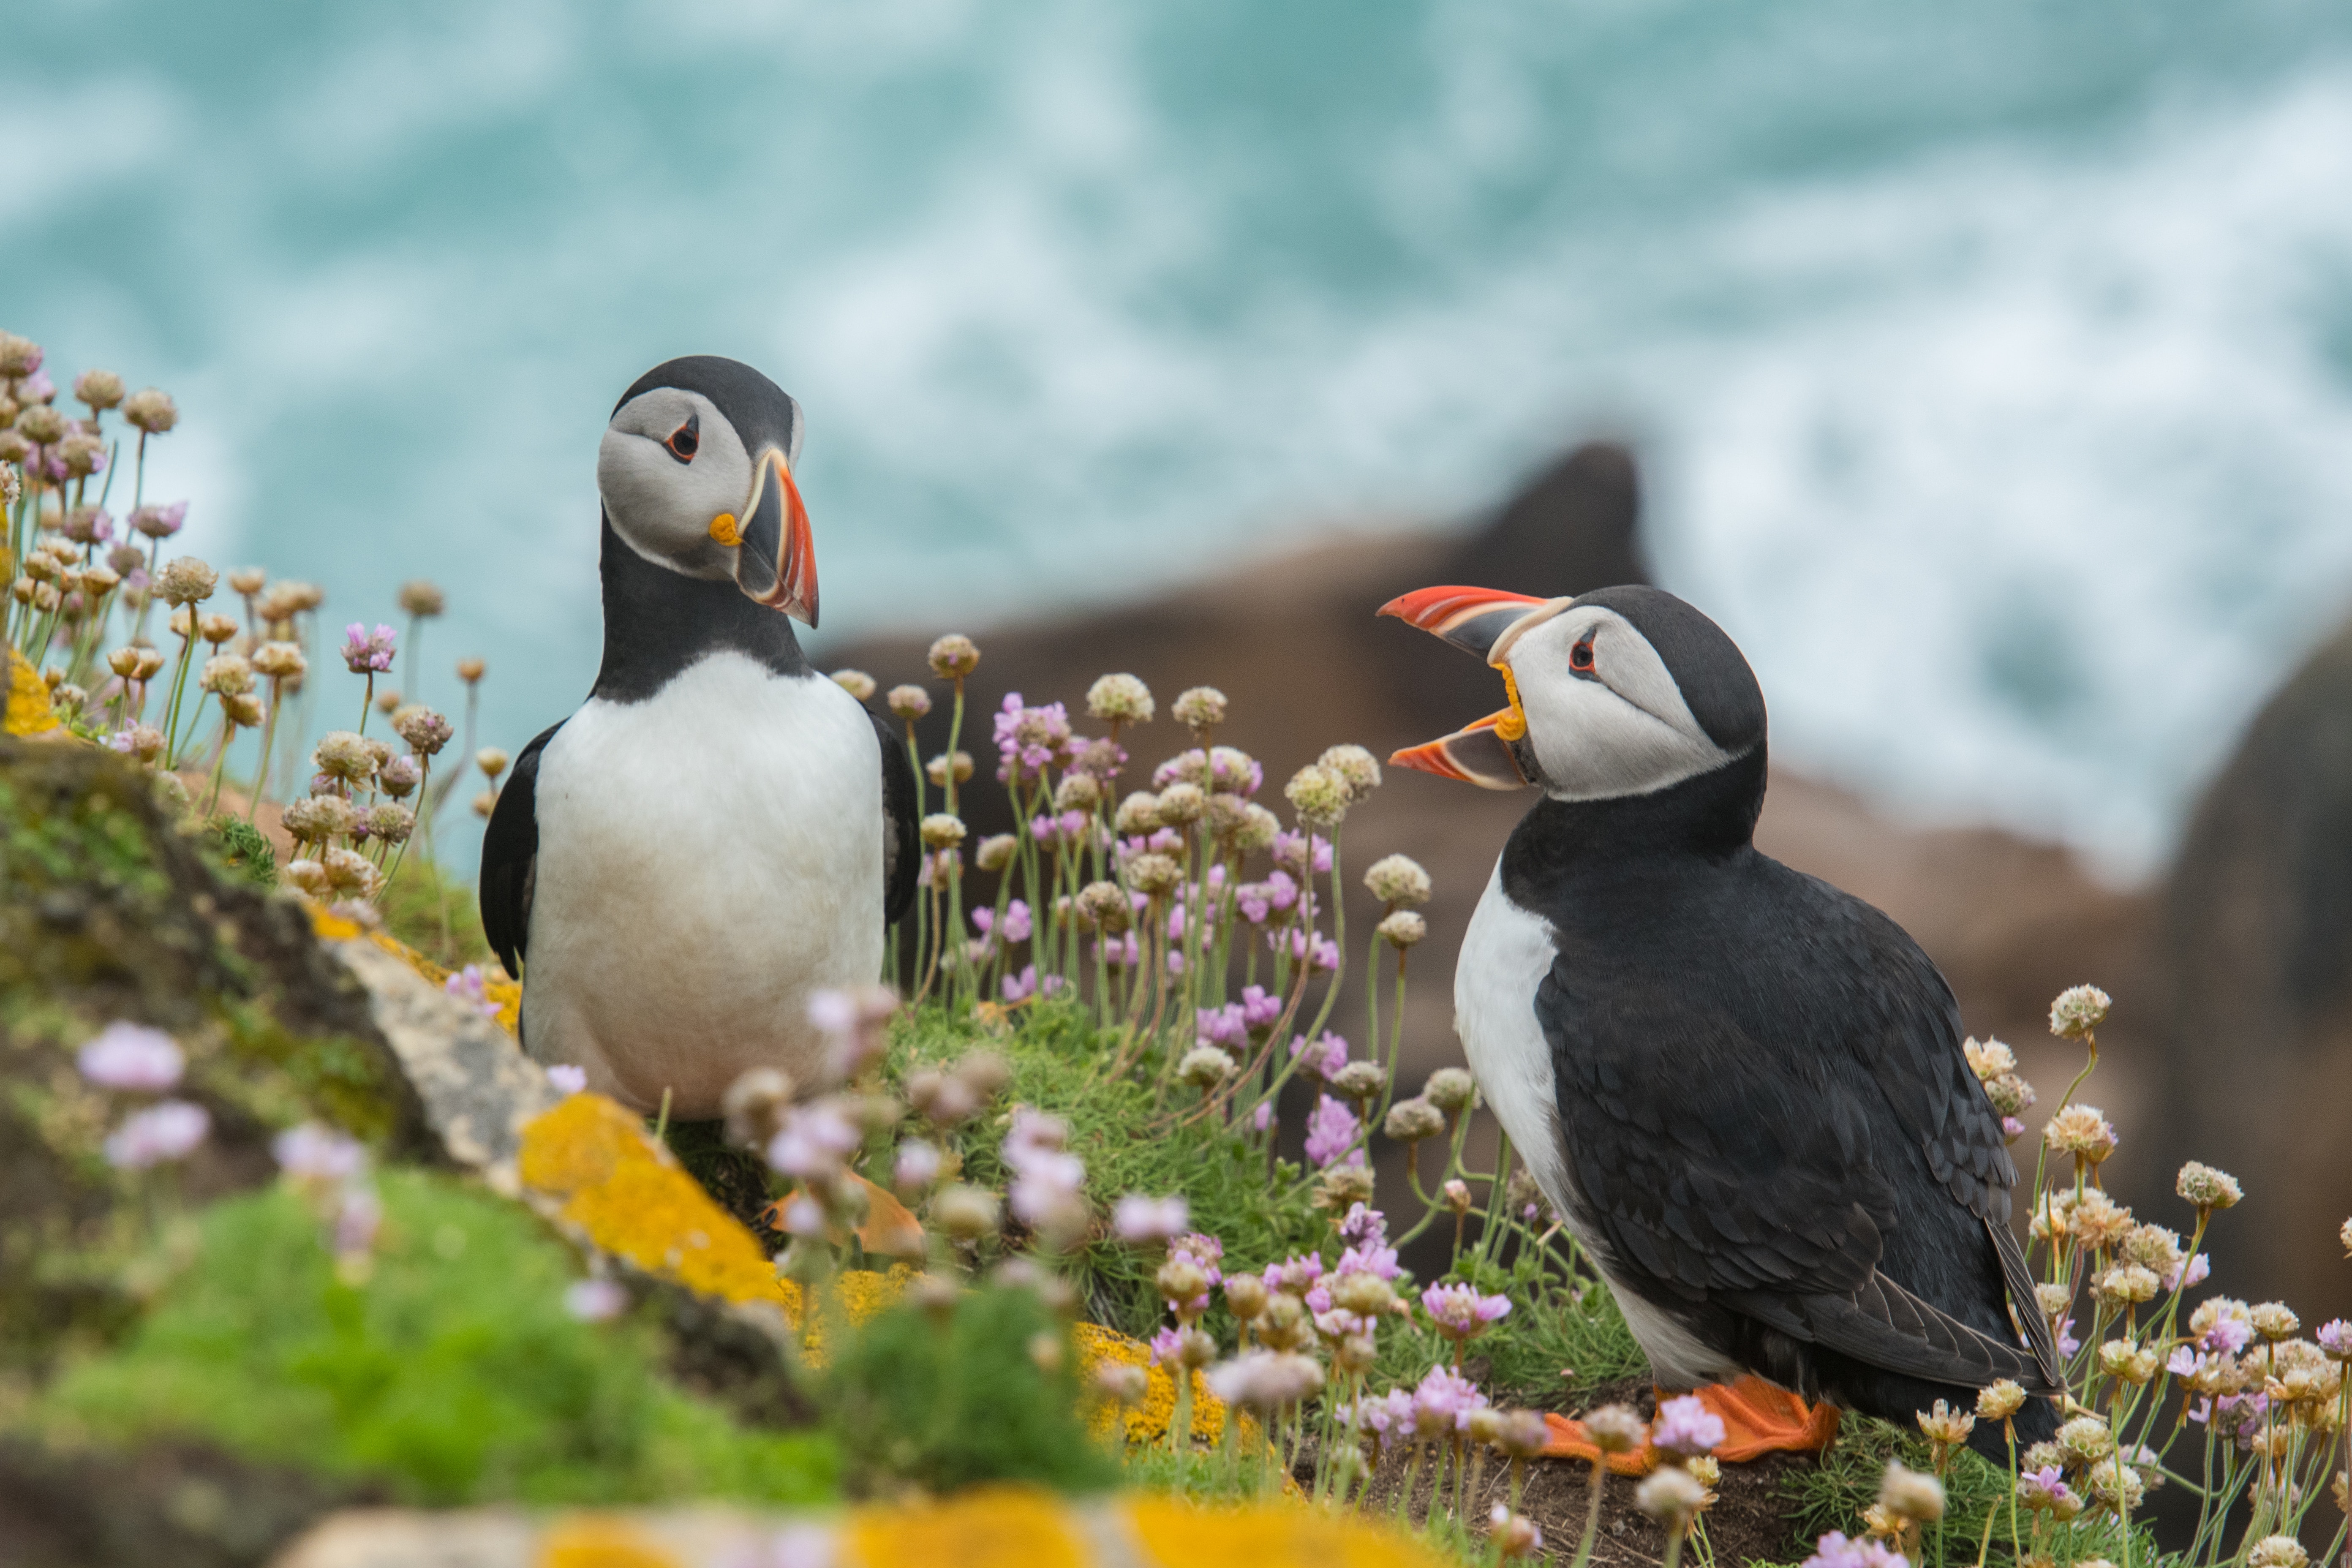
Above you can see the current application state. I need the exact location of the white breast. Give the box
[1454,856,1739,1388]
[522,653,885,1117]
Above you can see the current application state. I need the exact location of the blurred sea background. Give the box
[10,0,2352,876]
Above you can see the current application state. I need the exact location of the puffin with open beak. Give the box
[1385,583,2059,1463]
[480,356,918,1118]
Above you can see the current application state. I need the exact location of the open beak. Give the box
[733,446,818,626]
[1378,585,1556,789]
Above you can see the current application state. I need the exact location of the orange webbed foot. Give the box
[1541,1377,1840,1470]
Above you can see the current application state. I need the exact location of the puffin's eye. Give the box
[1569,631,1598,677]
[664,415,700,463]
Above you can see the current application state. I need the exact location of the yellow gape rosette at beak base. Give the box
[1378,584,1552,789]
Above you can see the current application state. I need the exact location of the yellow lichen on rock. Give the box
[518,1092,794,1309]
[304,901,522,1034]
[1124,1495,1445,1568]
[534,1516,683,1568]
[1070,1320,1246,1448]
[5,647,61,736]
[846,1485,1087,1568]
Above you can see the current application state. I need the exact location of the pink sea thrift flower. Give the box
[76,1022,184,1090]
[1113,1194,1190,1244]
[341,622,397,674]
[103,1100,210,1168]
[1410,1364,1489,1435]
[1423,1282,1513,1342]
[566,1277,629,1322]
[1803,1531,1909,1568]
[546,1064,588,1094]
[1303,1094,1361,1167]
[444,964,501,1018]
[1289,1030,1348,1080]
[272,1122,367,1183]
[1652,1393,1726,1457]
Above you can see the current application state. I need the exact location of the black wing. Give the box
[479,721,563,980]
[874,708,919,926]
[1539,868,2058,1393]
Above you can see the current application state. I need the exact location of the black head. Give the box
[1384,581,1765,800]
[598,355,817,625]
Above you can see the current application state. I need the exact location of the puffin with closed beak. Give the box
[481,356,918,1118]
[1384,583,2059,1462]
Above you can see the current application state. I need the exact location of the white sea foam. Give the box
[8,3,2351,874]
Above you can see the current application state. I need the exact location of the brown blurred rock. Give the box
[2147,618,2352,1317]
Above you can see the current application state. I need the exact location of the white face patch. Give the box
[598,388,755,578]
[1495,605,1737,800]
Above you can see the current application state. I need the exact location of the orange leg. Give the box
[1541,1376,1842,1471]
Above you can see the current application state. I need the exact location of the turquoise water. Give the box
[10,1,2352,871]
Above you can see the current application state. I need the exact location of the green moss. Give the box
[33,1171,837,1507]
[896,999,1325,1339]
[823,1278,1119,1495]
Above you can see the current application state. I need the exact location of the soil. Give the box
[1310,1376,1820,1567]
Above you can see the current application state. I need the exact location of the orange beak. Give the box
[734,447,819,626]
[1379,585,1552,789]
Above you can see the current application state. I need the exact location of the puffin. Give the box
[480,356,918,1118]
[1383,583,2059,1460]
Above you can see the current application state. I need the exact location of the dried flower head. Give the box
[312,731,376,783]
[829,668,876,702]
[919,813,967,851]
[1916,1399,1975,1448]
[2055,1414,2114,1465]
[1318,744,1382,803]
[885,683,931,721]
[1963,1036,2016,1080]
[1284,763,1349,829]
[974,833,1018,873]
[122,387,178,433]
[2044,1103,2117,1164]
[2246,1538,2309,1568]
[1114,791,1161,835]
[1584,1402,1644,1454]
[363,803,415,845]
[1155,781,1206,826]
[155,556,218,606]
[2177,1161,2243,1211]
[1976,1380,2025,1420]
[73,368,126,409]
[0,332,43,376]
[926,634,980,679]
[1377,910,1427,949]
[1236,803,1281,853]
[1363,853,1432,908]
[1075,880,1130,935]
[197,654,254,700]
[391,706,452,756]
[1124,852,1182,898]
[476,747,509,781]
[2050,984,2111,1038]
[2250,1301,2299,1341]
[1053,772,1100,814]
[1637,1465,1707,1528]
[1176,1044,1236,1087]
[1171,686,1227,733]
[251,641,306,680]
[925,750,974,787]
[1876,1461,1945,1524]
[1085,672,1154,725]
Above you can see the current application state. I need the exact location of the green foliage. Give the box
[894,999,1328,1338]
[822,1279,1119,1495]
[35,1172,837,1507]
[202,813,277,887]
[1780,1413,2158,1568]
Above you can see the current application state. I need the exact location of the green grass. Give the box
[34,1171,836,1507]
[1780,1413,2161,1568]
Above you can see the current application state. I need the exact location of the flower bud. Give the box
[199,612,238,644]
[1384,1097,1445,1143]
[477,747,509,779]
[886,683,931,720]
[1156,1259,1209,1307]
[74,369,125,409]
[829,668,876,701]
[397,579,445,618]
[226,567,267,596]
[975,833,1018,872]
[926,634,980,679]
[457,657,486,683]
[122,387,179,433]
[1224,1274,1269,1322]
[1377,910,1427,948]
[1424,1067,1476,1113]
[1329,1272,1396,1317]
